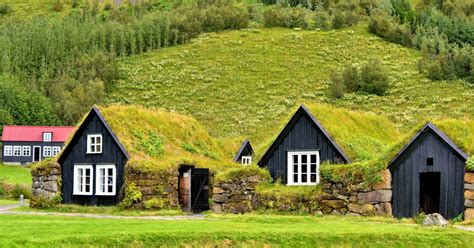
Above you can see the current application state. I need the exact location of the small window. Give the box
[96,165,116,196]
[241,156,252,165]
[87,135,102,154]
[427,157,434,166]
[43,146,52,157]
[22,146,31,157]
[13,146,22,156]
[52,146,61,156]
[4,146,13,156]
[73,165,93,195]
[287,151,320,186]
[43,132,52,142]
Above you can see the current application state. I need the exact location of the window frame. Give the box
[22,146,31,157]
[287,151,320,186]
[95,164,116,196]
[241,156,252,165]
[52,146,61,156]
[13,146,22,156]
[73,165,93,196]
[4,146,13,156]
[86,134,103,154]
[43,132,52,142]
[43,146,52,157]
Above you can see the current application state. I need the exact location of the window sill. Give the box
[286,183,319,186]
[73,192,93,196]
[95,193,116,196]
[86,152,102,155]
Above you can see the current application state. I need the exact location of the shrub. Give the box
[414,212,426,224]
[144,198,165,209]
[0,3,10,15]
[104,3,112,11]
[9,184,32,199]
[52,0,63,12]
[30,195,62,209]
[328,71,346,99]
[120,183,142,208]
[314,10,333,30]
[359,59,390,95]
[263,6,311,29]
[467,157,474,171]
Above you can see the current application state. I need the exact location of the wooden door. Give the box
[190,168,210,212]
[179,169,191,212]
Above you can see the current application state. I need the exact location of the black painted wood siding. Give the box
[261,114,345,183]
[2,141,64,164]
[390,132,465,219]
[61,115,127,206]
[235,146,253,163]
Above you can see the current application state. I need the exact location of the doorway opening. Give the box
[419,172,440,214]
[33,146,41,162]
[178,166,210,213]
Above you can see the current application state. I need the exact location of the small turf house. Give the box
[58,107,130,205]
[389,122,469,219]
[2,126,75,165]
[258,105,350,185]
[233,140,254,165]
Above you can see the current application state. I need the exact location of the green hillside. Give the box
[109,26,474,151]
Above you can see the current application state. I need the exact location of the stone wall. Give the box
[31,162,62,207]
[212,175,262,213]
[125,167,180,208]
[212,169,392,216]
[464,172,474,219]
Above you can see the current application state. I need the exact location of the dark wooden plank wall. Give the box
[390,132,465,219]
[61,115,127,206]
[262,114,345,183]
[235,145,253,163]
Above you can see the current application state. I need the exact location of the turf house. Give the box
[233,140,254,165]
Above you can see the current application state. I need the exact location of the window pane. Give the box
[311,164,316,173]
[301,155,307,163]
[310,174,317,183]
[302,164,307,173]
[302,174,307,183]
[311,155,316,163]
[293,164,298,173]
[293,174,298,183]
[293,155,298,163]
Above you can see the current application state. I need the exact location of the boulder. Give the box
[321,200,346,209]
[379,203,392,215]
[465,190,474,200]
[465,208,474,220]
[211,204,222,214]
[465,184,474,190]
[465,173,474,184]
[373,169,391,190]
[422,213,448,227]
[347,203,375,215]
[349,196,357,202]
[358,190,392,203]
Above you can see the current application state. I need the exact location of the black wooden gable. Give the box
[388,122,468,170]
[258,104,350,167]
[58,106,129,164]
[233,140,254,162]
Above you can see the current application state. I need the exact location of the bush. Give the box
[120,183,142,208]
[144,198,165,209]
[263,6,311,29]
[359,59,390,95]
[0,3,10,15]
[52,0,63,12]
[328,71,346,99]
[30,195,62,209]
[467,157,474,171]
[9,184,32,199]
[314,10,333,30]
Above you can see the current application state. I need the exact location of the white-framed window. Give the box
[287,151,320,186]
[87,135,102,154]
[95,165,116,196]
[52,146,61,156]
[4,146,13,156]
[241,156,252,165]
[43,132,52,142]
[73,165,93,195]
[13,146,22,156]
[22,146,31,157]
[43,146,52,157]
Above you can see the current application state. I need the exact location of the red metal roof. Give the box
[1,125,76,142]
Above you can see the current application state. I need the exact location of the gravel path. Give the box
[0,204,206,220]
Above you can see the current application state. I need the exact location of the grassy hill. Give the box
[109,25,474,155]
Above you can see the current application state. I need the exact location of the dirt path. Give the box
[0,204,206,220]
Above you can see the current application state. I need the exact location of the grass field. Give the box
[109,26,474,153]
[0,199,19,206]
[13,204,184,216]
[0,164,31,185]
[0,214,473,247]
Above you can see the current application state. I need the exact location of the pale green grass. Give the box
[13,204,184,216]
[0,214,473,247]
[109,27,474,156]
[0,164,31,185]
[0,198,19,206]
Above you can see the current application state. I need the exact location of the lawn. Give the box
[109,26,474,153]
[13,204,184,216]
[0,199,19,206]
[0,164,31,185]
[0,214,473,247]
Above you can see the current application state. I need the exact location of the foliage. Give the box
[7,183,32,200]
[120,182,142,208]
[30,194,62,209]
[0,3,10,15]
[133,130,165,157]
[467,157,474,172]
[413,212,426,224]
[214,165,270,183]
[144,198,165,209]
